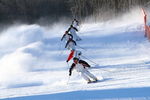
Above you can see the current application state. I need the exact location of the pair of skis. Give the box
[67,76,99,84]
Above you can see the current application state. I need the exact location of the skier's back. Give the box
[61,31,73,42]
[68,25,81,41]
[65,38,77,50]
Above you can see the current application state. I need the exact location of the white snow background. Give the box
[0,8,150,100]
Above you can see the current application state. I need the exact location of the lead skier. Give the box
[69,57,98,83]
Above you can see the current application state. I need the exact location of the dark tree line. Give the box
[0,0,71,24]
[0,0,149,24]
[69,0,150,21]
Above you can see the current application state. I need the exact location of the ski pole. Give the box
[99,68,112,72]
[58,42,65,56]
[67,76,70,84]
[66,62,71,84]
[77,45,87,51]
[82,56,111,72]
[81,55,98,65]
[58,42,62,51]
[67,62,70,67]
[59,49,65,57]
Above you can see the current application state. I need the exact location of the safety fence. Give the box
[142,8,150,40]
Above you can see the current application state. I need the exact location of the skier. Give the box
[66,50,82,62]
[69,57,98,83]
[72,19,79,30]
[74,50,82,59]
[61,31,73,42]
[65,38,77,50]
[68,25,81,41]
[66,50,75,62]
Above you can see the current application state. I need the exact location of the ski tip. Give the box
[87,80,99,84]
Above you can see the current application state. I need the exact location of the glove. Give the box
[78,52,82,56]
[69,73,71,76]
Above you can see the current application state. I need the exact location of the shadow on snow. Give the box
[3,87,150,100]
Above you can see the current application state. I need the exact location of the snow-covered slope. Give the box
[0,10,150,100]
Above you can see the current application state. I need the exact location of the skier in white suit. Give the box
[69,57,98,83]
[65,38,77,50]
[72,19,79,30]
[61,31,73,42]
[68,25,81,41]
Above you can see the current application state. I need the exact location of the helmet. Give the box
[78,52,82,55]
[73,57,79,61]
[65,31,68,34]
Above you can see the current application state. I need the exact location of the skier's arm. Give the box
[79,60,91,67]
[69,63,75,76]
[65,40,70,48]
[61,34,65,41]
[76,20,79,26]
[71,21,74,25]
[68,34,73,39]
[67,27,71,32]
[73,27,78,31]
[73,40,77,45]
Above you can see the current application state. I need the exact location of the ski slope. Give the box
[0,10,150,100]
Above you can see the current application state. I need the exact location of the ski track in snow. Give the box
[0,20,150,99]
